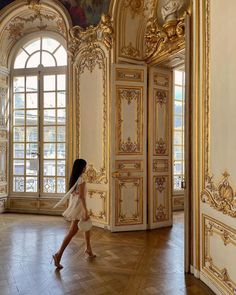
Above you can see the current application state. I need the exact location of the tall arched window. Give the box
[11,36,67,196]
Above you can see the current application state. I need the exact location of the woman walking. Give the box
[52,159,96,269]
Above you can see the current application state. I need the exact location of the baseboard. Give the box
[200,271,225,295]
[190,265,200,278]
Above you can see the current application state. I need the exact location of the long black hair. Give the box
[69,159,87,189]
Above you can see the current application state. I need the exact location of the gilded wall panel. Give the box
[153,175,170,222]
[116,86,143,155]
[115,178,143,225]
[153,88,169,156]
[87,190,108,224]
[76,45,108,184]
[202,215,236,294]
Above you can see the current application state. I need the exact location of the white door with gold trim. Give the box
[148,67,173,229]
[111,64,147,232]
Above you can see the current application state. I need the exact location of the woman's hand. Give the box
[83,210,89,221]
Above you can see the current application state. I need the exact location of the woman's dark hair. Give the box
[69,159,87,189]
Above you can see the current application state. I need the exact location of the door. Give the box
[148,66,173,229]
[111,64,147,231]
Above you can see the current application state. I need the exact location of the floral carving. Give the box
[155,138,167,155]
[85,164,107,184]
[120,137,139,153]
[155,176,166,193]
[156,204,167,222]
[155,89,168,106]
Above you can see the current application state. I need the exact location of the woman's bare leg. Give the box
[84,230,96,257]
[55,220,79,262]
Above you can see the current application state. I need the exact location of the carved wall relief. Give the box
[203,215,236,293]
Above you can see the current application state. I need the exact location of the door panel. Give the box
[148,67,173,229]
[111,64,147,232]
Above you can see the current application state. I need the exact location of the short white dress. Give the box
[62,176,87,221]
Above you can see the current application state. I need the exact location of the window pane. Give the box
[54,46,67,66]
[174,116,183,129]
[174,70,183,85]
[24,39,40,54]
[14,50,28,69]
[14,93,25,109]
[13,160,24,175]
[26,160,38,175]
[57,126,65,142]
[44,126,56,142]
[44,143,56,159]
[26,127,38,142]
[13,127,24,142]
[42,38,60,53]
[26,143,38,159]
[174,175,182,190]
[174,101,183,116]
[44,178,55,193]
[174,146,183,161]
[44,92,56,108]
[14,77,25,93]
[174,161,183,174]
[13,110,25,126]
[44,160,55,176]
[26,93,38,109]
[57,178,65,193]
[13,177,24,192]
[44,109,56,125]
[174,131,183,145]
[26,52,40,68]
[44,75,55,91]
[57,109,66,124]
[26,177,37,192]
[26,76,38,92]
[57,75,66,91]
[57,143,65,159]
[57,160,65,176]
[42,51,56,67]
[13,143,25,158]
[57,92,66,107]
[26,110,38,126]
[175,86,183,100]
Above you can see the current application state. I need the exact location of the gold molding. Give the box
[116,86,143,155]
[115,68,144,83]
[87,190,107,223]
[115,160,143,172]
[115,177,143,226]
[153,176,169,222]
[202,214,236,293]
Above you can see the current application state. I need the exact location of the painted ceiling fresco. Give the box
[0,0,111,28]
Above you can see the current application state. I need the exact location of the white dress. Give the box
[62,176,86,221]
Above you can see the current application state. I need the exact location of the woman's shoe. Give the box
[52,254,63,269]
[84,249,96,258]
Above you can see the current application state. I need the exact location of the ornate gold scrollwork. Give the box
[155,89,167,106]
[145,15,186,63]
[68,14,113,58]
[85,164,107,184]
[156,204,167,222]
[121,43,140,58]
[201,172,236,218]
[87,190,107,221]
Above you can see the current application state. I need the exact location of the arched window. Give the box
[11,36,67,196]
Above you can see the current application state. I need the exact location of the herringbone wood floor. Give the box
[0,212,215,295]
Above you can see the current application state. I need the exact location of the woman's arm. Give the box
[78,182,89,220]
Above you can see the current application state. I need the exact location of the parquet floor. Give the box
[0,212,215,295]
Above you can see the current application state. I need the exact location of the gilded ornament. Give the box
[155,89,167,106]
[124,0,145,18]
[121,43,140,58]
[201,172,236,218]
[156,204,167,221]
[85,164,107,184]
[155,138,167,155]
[155,176,166,193]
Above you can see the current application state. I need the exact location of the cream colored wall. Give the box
[210,0,236,183]
[199,0,236,293]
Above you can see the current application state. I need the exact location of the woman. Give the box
[52,159,96,269]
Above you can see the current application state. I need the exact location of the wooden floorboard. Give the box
[0,212,215,295]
